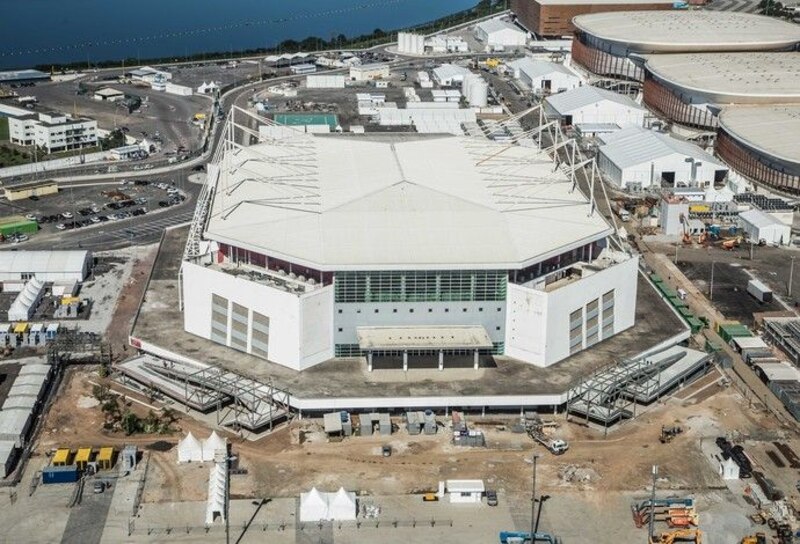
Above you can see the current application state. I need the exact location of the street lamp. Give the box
[530,453,540,543]
[534,494,551,536]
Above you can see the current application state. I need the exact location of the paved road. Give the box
[60,479,116,544]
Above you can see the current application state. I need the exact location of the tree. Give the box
[121,411,141,435]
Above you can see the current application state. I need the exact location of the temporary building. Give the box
[719,457,739,480]
[739,209,791,246]
[0,250,91,282]
[544,86,645,128]
[300,487,330,522]
[507,58,582,94]
[205,462,227,524]
[8,278,45,321]
[177,432,203,463]
[597,126,728,190]
[0,408,32,447]
[432,64,471,86]
[0,440,18,477]
[202,431,227,462]
[121,445,138,473]
[474,19,526,48]
[328,487,357,521]
[446,479,485,503]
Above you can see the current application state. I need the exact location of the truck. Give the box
[746,279,772,303]
[612,202,631,222]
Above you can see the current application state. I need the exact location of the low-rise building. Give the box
[597,126,728,191]
[93,87,125,102]
[349,63,390,81]
[8,109,97,153]
[432,64,472,86]
[129,66,172,84]
[507,57,583,94]
[739,208,791,246]
[544,86,645,127]
[475,19,527,48]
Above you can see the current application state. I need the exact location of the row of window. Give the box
[334,270,507,304]
[335,343,506,357]
[336,306,503,314]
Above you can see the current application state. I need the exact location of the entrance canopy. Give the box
[356,326,493,351]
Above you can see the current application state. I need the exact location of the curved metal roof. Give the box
[719,106,800,166]
[573,11,800,53]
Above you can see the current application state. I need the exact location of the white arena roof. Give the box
[645,53,800,104]
[719,106,800,166]
[205,135,611,270]
[573,11,800,53]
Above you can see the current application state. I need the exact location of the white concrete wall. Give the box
[181,262,334,371]
[505,256,639,367]
[570,101,644,127]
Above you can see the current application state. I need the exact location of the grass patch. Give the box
[0,118,8,141]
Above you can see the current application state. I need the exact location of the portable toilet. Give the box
[45,323,59,341]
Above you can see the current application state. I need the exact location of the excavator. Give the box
[740,534,766,544]
[650,529,703,543]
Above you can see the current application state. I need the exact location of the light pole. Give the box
[534,494,551,536]
[709,261,715,301]
[789,256,796,298]
[648,465,659,541]
[530,453,539,543]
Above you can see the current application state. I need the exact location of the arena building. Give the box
[716,106,800,194]
[571,11,800,81]
[181,125,639,373]
[642,53,800,130]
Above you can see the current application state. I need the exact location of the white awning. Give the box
[357,326,493,351]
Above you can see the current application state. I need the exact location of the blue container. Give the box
[42,465,79,484]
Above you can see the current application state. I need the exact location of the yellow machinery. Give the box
[650,529,703,544]
[484,58,501,69]
[740,535,766,544]
[52,448,71,466]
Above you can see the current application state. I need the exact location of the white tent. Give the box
[202,431,227,462]
[8,278,45,321]
[328,487,357,521]
[300,487,329,522]
[177,432,203,463]
[205,462,227,524]
[719,457,739,480]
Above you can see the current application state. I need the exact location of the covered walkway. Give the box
[357,326,493,371]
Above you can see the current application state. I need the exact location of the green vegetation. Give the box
[100,129,126,150]
[0,145,33,167]
[36,0,506,72]
[758,0,796,16]
[93,384,179,435]
[0,118,9,141]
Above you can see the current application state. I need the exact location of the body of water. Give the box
[0,0,477,69]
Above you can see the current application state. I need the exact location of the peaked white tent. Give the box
[177,432,203,463]
[300,487,330,522]
[719,457,739,480]
[328,487,357,521]
[205,462,227,524]
[202,431,227,462]
[8,278,45,321]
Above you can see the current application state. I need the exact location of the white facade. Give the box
[0,250,91,282]
[306,74,346,89]
[597,127,728,191]
[181,261,334,371]
[508,58,582,95]
[349,63,389,81]
[426,35,469,54]
[8,111,97,153]
[739,208,791,246]
[545,87,645,128]
[475,20,526,48]
[397,32,425,55]
[505,251,638,368]
[165,82,193,96]
[130,66,172,83]
[432,64,472,86]
[446,480,485,504]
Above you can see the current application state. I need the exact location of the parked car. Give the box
[486,490,498,506]
[382,445,392,457]
[56,223,67,230]
[61,211,73,219]
[93,481,105,494]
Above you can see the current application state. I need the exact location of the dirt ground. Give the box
[35,365,791,510]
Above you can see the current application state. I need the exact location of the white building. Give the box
[544,86,646,128]
[432,64,472,86]
[165,82,193,96]
[93,87,125,102]
[446,480,485,504]
[507,58,582,95]
[290,64,317,75]
[475,19,526,48]
[197,81,220,94]
[739,208,791,246]
[350,63,390,81]
[426,35,469,54]
[182,127,638,372]
[7,109,97,153]
[0,250,92,282]
[306,74,346,89]
[597,127,728,191]
[129,66,172,84]
[397,32,425,55]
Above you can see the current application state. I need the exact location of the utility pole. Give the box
[709,261,715,301]
[530,453,539,543]
[674,243,678,265]
[789,256,796,298]
[648,465,659,542]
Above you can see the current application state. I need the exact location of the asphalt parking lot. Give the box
[0,178,192,248]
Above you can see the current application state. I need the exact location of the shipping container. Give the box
[747,279,773,303]
[42,465,79,484]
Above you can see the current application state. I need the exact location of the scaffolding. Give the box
[116,355,290,433]
[566,347,713,433]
